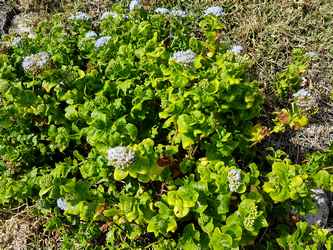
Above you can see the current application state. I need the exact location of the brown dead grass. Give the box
[0,205,59,250]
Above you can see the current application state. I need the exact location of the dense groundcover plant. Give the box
[0,3,332,249]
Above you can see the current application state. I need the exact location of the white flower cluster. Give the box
[293,88,311,98]
[22,52,50,73]
[171,50,196,65]
[95,36,111,49]
[203,6,224,17]
[230,45,243,54]
[154,7,169,15]
[129,0,141,11]
[153,7,187,17]
[11,37,22,47]
[170,9,187,17]
[69,11,91,21]
[100,11,119,20]
[57,198,68,211]
[85,31,98,38]
[154,6,224,18]
[306,51,319,58]
[108,146,136,169]
[243,204,258,228]
[227,169,241,192]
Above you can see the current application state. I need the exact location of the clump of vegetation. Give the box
[0,2,332,249]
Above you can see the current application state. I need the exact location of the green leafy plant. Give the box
[0,3,331,249]
[277,222,332,250]
[274,48,309,98]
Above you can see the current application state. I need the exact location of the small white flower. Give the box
[170,9,187,17]
[293,88,311,98]
[35,52,50,68]
[171,50,196,65]
[11,37,22,47]
[22,57,34,71]
[85,31,98,38]
[108,146,136,169]
[100,11,119,20]
[57,198,68,211]
[228,169,241,192]
[230,45,243,54]
[95,36,112,49]
[203,6,224,17]
[306,51,319,58]
[154,7,169,15]
[22,52,50,73]
[129,0,141,11]
[69,11,91,21]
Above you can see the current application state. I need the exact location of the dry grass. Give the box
[224,0,333,91]
[15,0,116,15]
[291,123,333,151]
[0,205,59,250]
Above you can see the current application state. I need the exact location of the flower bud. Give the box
[228,169,241,192]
